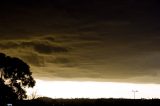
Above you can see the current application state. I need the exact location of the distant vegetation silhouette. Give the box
[14,98,160,106]
[0,53,36,104]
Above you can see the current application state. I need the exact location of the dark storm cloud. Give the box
[0,42,19,49]
[0,0,160,83]
[0,40,68,53]
[0,38,69,68]
[43,36,55,42]
[21,41,68,54]
[21,53,44,67]
[54,57,70,64]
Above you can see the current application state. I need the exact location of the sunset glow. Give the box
[27,79,160,99]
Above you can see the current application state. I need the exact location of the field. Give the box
[6,97,160,106]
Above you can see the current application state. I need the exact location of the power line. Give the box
[132,90,138,99]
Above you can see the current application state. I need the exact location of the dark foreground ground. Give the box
[4,97,160,106]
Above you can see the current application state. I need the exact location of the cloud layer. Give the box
[0,1,160,83]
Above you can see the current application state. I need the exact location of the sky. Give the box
[1,0,160,98]
[27,80,160,99]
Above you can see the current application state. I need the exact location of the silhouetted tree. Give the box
[0,53,36,102]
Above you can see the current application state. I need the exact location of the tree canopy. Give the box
[0,53,36,101]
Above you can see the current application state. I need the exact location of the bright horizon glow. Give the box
[27,79,160,99]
